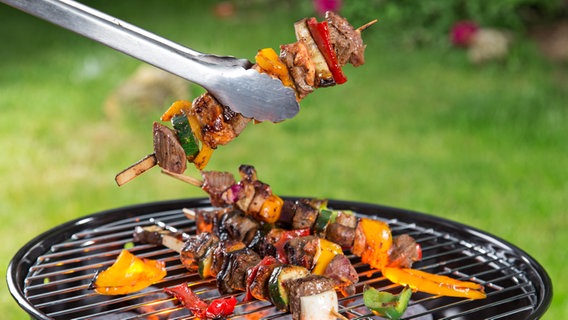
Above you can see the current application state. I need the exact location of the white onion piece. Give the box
[299,290,339,320]
[294,19,334,86]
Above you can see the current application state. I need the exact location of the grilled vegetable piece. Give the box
[311,238,343,275]
[91,249,166,295]
[294,18,335,88]
[255,47,296,90]
[363,285,412,320]
[306,17,347,84]
[268,264,310,311]
[165,283,237,319]
[352,218,392,270]
[172,113,199,161]
[382,267,486,299]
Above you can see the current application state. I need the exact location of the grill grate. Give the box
[8,198,551,319]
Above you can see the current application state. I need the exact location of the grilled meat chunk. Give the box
[280,41,315,99]
[326,11,366,67]
[223,211,260,245]
[153,122,187,174]
[324,254,359,296]
[325,223,355,248]
[249,258,283,301]
[180,232,219,270]
[210,240,246,277]
[291,201,319,230]
[217,248,261,294]
[284,236,318,269]
[189,93,236,148]
[201,171,236,207]
[388,234,421,268]
[286,275,336,320]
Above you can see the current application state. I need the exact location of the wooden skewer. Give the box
[356,19,378,33]
[161,169,203,187]
[115,153,157,186]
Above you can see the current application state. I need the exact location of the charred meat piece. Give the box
[210,240,246,277]
[189,93,236,148]
[286,275,336,320]
[324,254,359,296]
[326,11,366,67]
[292,201,319,230]
[249,258,283,301]
[191,208,225,234]
[247,180,272,217]
[180,232,219,270]
[153,122,187,174]
[217,248,261,294]
[201,171,236,207]
[133,225,177,245]
[280,41,315,99]
[284,236,318,269]
[223,211,260,245]
[335,210,358,228]
[325,223,355,248]
[388,234,421,268]
[222,104,250,136]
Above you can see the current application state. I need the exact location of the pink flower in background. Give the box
[314,0,342,15]
[451,21,479,47]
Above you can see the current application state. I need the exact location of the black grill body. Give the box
[7,198,552,319]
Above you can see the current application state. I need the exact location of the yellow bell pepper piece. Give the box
[193,143,214,170]
[92,249,167,295]
[312,238,343,275]
[382,267,486,299]
[160,100,192,122]
[255,48,295,89]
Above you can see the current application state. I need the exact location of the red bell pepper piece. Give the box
[306,17,347,84]
[165,283,237,319]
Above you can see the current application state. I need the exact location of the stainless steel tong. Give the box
[1,0,299,122]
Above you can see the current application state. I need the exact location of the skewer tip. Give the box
[356,19,378,33]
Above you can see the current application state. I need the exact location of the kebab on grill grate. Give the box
[115,12,377,186]
[116,164,484,319]
[162,165,486,299]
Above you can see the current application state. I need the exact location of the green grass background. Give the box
[1,1,566,319]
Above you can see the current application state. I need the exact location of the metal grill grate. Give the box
[8,198,551,319]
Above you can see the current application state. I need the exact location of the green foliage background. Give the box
[1,0,566,319]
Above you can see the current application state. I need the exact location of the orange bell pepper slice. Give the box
[382,267,486,299]
[257,194,284,223]
[255,48,295,90]
[92,249,167,295]
[352,218,392,270]
[161,100,192,122]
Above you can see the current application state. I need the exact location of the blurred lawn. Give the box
[1,1,566,319]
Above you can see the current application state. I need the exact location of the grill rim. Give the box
[7,197,553,320]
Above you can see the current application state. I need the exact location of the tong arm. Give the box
[1,0,299,122]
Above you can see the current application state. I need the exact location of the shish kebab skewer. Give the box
[134,220,347,320]
[161,165,486,300]
[115,13,377,187]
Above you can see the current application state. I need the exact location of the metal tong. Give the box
[1,0,299,122]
